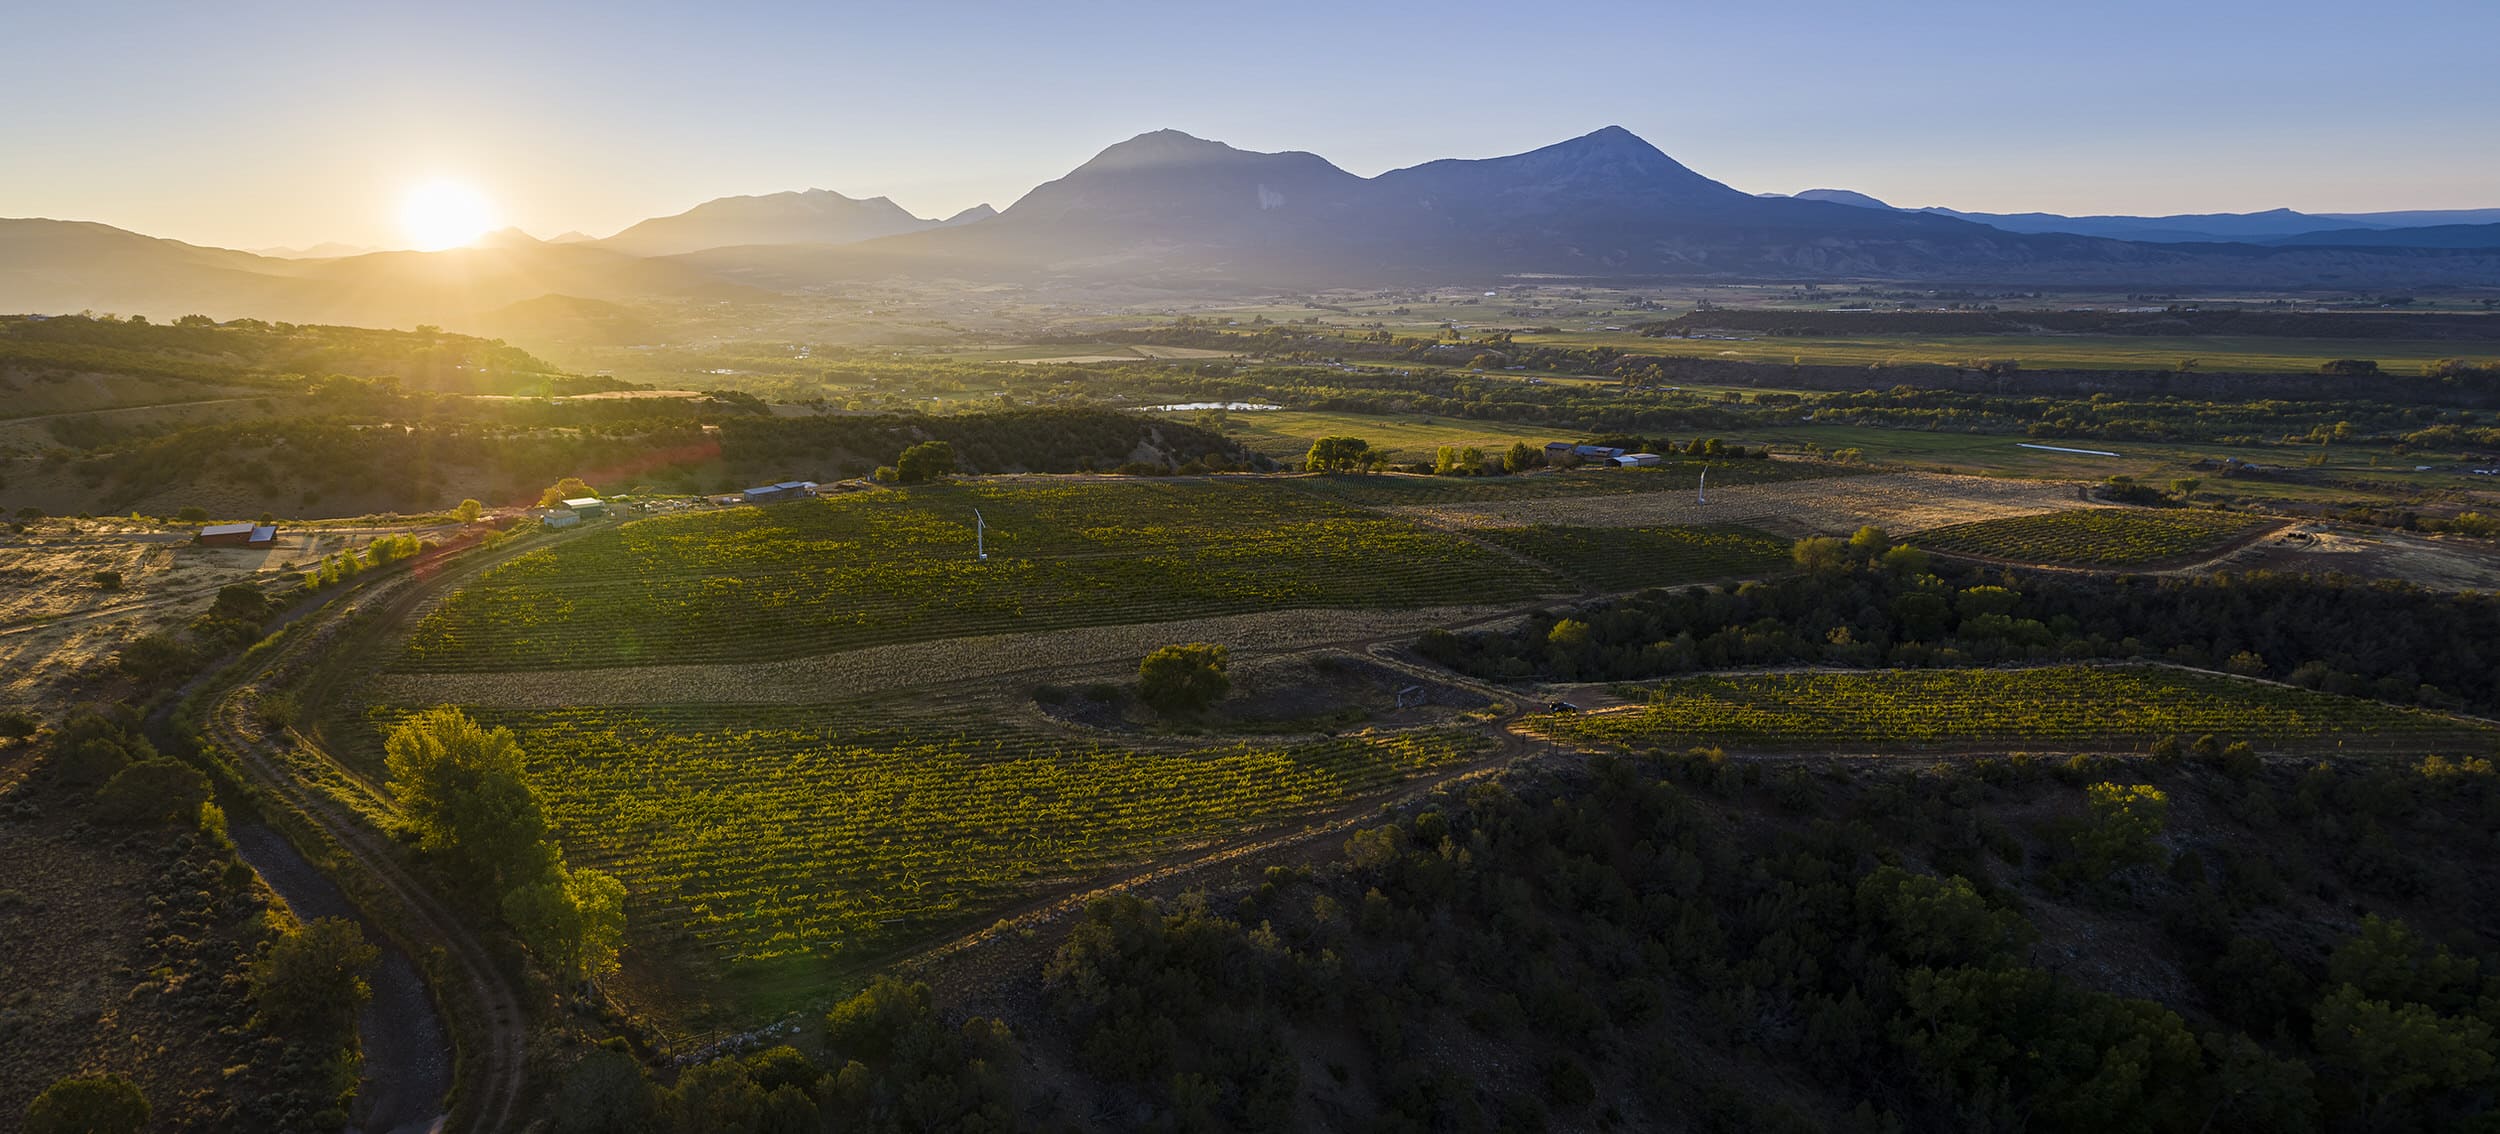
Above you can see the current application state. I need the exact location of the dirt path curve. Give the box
[201,641,530,1133]
[173,525,612,1134]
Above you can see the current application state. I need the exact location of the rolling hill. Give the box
[0,218,760,328]
[595,188,947,256]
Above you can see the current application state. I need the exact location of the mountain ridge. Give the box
[8,126,2500,328]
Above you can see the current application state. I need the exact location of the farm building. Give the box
[541,510,581,529]
[742,480,819,505]
[560,496,607,519]
[1612,453,1664,468]
[1544,442,1627,466]
[197,522,278,547]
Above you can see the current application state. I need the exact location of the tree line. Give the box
[1421,537,2500,714]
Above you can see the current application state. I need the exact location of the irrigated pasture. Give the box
[1915,508,2275,567]
[397,480,1566,671]
[415,705,1491,968]
[1531,666,2494,753]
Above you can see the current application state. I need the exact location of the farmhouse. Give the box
[561,496,607,519]
[197,522,278,547]
[742,480,819,505]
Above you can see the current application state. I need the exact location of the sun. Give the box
[397,179,499,251]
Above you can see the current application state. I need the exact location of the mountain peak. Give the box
[1573,124,1652,149]
[1378,126,1744,207]
[1076,129,1255,172]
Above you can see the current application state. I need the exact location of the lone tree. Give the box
[1304,436,1376,474]
[384,707,556,889]
[250,916,379,1044]
[538,477,596,507]
[896,440,957,484]
[1139,643,1231,713]
[455,498,484,523]
[23,1074,149,1134]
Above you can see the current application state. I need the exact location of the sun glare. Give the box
[397,179,499,251]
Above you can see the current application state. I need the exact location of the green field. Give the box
[1915,508,2274,566]
[419,704,1489,974]
[1285,460,1846,507]
[399,479,1568,671]
[1474,524,1792,592]
[1508,332,2485,375]
[1206,409,1567,464]
[1533,666,2494,752]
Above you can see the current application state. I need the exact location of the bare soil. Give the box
[2215,523,2500,590]
[0,520,448,710]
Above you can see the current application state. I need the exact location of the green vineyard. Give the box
[1285,460,1849,507]
[1532,666,2496,752]
[399,480,1566,671]
[1475,524,1792,592]
[1914,507,2271,567]
[406,704,1490,966]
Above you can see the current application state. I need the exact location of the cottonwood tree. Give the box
[385,707,556,889]
[1303,436,1377,473]
[896,440,957,483]
[503,866,629,986]
[537,476,595,507]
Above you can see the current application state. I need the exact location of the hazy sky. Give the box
[6,0,2495,250]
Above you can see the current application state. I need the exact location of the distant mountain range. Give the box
[593,188,996,257]
[1779,189,2500,248]
[6,126,2499,331]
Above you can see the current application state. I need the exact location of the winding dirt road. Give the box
[181,526,611,1133]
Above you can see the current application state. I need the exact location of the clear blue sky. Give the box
[5,0,2494,250]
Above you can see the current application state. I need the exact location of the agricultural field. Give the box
[387,704,1491,999]
[1285,459,1844,508]
[1531,665,2496,753]
[1200,409,1566,465]
[1387,469,2081,537]
[371,603,1519,709]
[1914,507,2277,567]
[1473,524,1792,592]
[398,479,1566,672]
[1509,331,2485,375]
